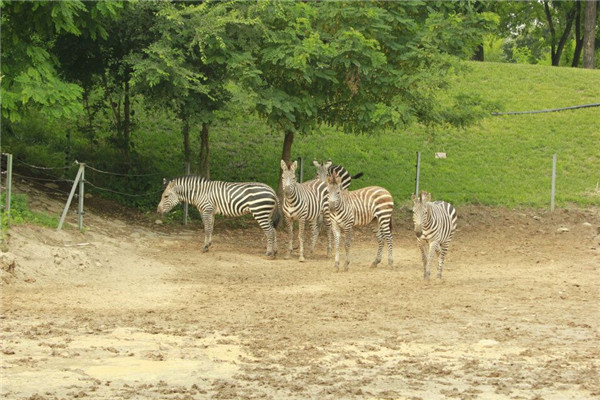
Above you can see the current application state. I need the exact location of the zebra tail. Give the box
[272,203,282,228]
[352,172,364,179]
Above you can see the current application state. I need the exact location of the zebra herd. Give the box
[157,160,457,279]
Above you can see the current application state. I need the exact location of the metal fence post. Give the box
[183,162,190,225]
[78,163,85,230]
[551,154,557,211]
[297,156,304,183]
[415,151,421,194]
[58,163,85,231]
[5,153,12,216]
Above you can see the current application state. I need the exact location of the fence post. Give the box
[415,151,421,194]
[551,154,557,211]
[78,163,85,230]
[58,163,85,231]
[183,162,190,225]
[5,153,12,216]
[297,156,304,183]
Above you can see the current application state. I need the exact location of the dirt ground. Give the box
[1,182,599,400]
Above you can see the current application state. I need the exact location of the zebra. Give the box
[157,176,281,257]
[326,172,394,272]
[313,159,363,190]
[280,160,329,261]
[411,191,457,279]
[313,159,363,255]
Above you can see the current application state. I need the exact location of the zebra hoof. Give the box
[299,256,305,262]
[202,246,210,253]
[284,253,291,260]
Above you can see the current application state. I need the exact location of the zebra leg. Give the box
[417,239,428,278]
[201,210,214,252]
[308,219,319,259]
[331,223,342,272]
[285,216,294,259]
[324,212,332,258]
[371,227,383,268]
[425,243,437,280]
[265,226,277,258]
[437,241,450,279]
[385,230,394,269]
[298,219,306,262]
[343,226,352,271]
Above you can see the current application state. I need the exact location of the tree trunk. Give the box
[199,122,210,180]
[572,1,584,67]
[545,1,577,66]
[471,44,484,61]
[583,0,598,68]
[277,130,295,198]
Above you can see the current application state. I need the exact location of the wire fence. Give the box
[1,154,170,231]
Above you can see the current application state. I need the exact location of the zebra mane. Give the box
[165,175,208,189]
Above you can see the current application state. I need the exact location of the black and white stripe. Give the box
[313,159,363,190]
[157,176,280,257]
[281,160,329,261]
[411,191,457,279]
[327,172,394,271]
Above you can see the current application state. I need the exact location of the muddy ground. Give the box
[1,182,599,400]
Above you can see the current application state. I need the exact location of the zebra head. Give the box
[157,179,181,215]
[313,159,333,183]
[326,172,343,211]
[411,190,432,238]
[280,160,298,197]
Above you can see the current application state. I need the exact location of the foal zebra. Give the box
[313,159,363,190]
[280,160,329,261]
[411,191,457,279]
[157,176,281,257]
[327,172,394,271]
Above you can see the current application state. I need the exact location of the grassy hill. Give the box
[204,62,600,208]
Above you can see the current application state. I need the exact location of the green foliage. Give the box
[0,1,123,122]
[1,193,58,229]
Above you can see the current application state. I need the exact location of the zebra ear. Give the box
[280,160,287,170]
[313,159,320,168]
[324,160,332,168]
[291,160,297,171]
[411,193,417,202]
[421,191,431,202]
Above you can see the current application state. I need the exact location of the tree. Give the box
[0,1,122,123]
[132,1,249,178]
[583,0,598,68]
[237,1,495,193]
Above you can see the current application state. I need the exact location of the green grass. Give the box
[1,193,59,230]
[204,62,600,208]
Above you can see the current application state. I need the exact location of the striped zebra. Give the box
[157,176,281,257]
[280,160,329,261]
[313,159,363,190]
[326,172,394,272]
[411,191,457,279]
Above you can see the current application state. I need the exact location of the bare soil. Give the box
[1,182,599,400]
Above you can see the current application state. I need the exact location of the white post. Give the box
[551,154,557,211]
[58,163,85,231]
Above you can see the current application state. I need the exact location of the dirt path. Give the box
[1,185,599,399]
